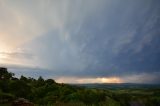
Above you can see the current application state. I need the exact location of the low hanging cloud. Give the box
[0,49,36,67]
[0,51,33,59]
[121,72,160,84]
[4,66,160,84]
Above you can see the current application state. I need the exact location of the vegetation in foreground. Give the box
[0,67,160,106]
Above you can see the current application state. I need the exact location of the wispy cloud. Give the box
[0,51,33,59]
[0,49,35,66]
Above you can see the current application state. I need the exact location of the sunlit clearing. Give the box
[101,77,122,83]
[56,77,122,84]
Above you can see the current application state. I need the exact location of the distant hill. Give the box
[71,83,160,89]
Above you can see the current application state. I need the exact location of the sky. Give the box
[0,0,160,84]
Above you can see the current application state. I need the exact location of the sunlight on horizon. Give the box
[56,77,122,84]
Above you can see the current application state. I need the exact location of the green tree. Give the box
[0,67,14,80]
[20,75,28,82]
[45,79,55,85]
[36,76,45,87]
[10,80,31,98]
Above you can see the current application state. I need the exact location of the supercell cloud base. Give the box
[0,0,160,84]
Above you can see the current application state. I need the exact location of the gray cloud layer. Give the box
[0,0,160,83]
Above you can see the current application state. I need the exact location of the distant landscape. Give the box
[0,0,160,105]
[0,67,160,106]
[73,83,160,89]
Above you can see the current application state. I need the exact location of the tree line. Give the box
[0,67,106,105]
[0,67,160,106]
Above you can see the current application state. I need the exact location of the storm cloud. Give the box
[0,0,160,83]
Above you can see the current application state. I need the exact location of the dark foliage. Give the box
[0,67,160,106]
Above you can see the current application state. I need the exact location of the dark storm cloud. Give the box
[19,0,160,79]
[68,0,160,77]
[1,0,160,83]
